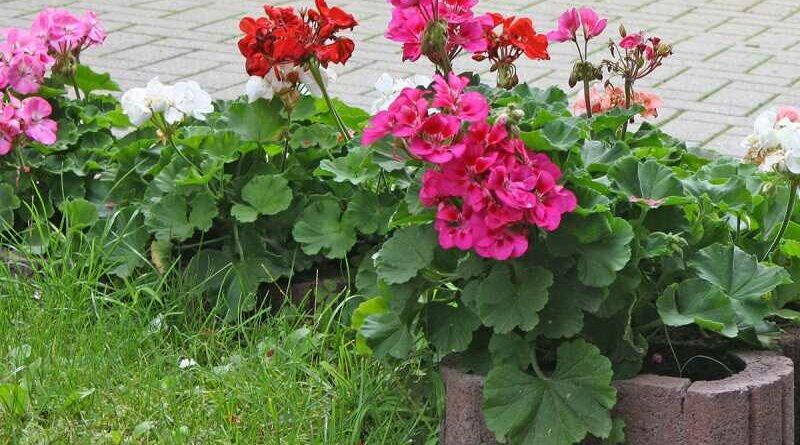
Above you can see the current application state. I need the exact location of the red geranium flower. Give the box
[237,2,358,76]
[472,12,548,88]
[475,12,549,65]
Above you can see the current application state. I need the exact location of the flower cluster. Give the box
[472,13,549,89]
[32,8,106,60]
[0,29,53,95]
[574,85,662,118]
[121,78,214,128]
[602,27,672,90]
[364,73,576,260]
[238,1,357,77]
[0,9,102,156]
[0,96,57,155]
[743,106,800,174]
[386,0,486,72]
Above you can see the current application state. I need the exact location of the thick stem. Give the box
[308,59,350,142]
[437,54,453,76]
[620,78,634,139]
[762,181,799,261]
[582,79,593,119]
[69,70,83,102]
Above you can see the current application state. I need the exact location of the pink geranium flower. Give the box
[19,97,57,145]
[363,73,576,260]
[777,106,800,123]
[547,7,606,43]
[474,225,529,261]
[619,33,644,49]
[385,0,487,66]
[0,104,21,156]
[7,55,46,94]
[578,7,607,40]
[409,114,465,163]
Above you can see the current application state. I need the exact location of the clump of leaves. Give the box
[353,83,799,445]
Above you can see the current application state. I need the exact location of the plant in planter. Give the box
[353,2,800,444]
[100,1,410,320]
[0,9,125,241]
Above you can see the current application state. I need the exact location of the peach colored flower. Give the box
[573,86,661,119]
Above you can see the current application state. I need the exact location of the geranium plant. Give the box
[353,2,800,445]
[0,9,123,235]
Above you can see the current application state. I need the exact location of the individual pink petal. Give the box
[578,7,607,39]
[619,33,643,49]
[777,106,800,123]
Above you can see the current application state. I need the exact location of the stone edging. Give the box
[440,350,794,445]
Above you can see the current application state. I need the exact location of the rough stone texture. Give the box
[12,0,800,157]
[614,375,691,444]
[781,328,800,444]
[441,351,795,445]
[440,364,499,445]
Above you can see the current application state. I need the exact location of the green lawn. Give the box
[0,231,438,444]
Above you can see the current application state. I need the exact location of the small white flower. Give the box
[370,73,431,113]
[780,126,800,174]
[178,358,198,369]
[299,66,336,97]
[121,77,213,127]
[168,80,214,124]
[245,76,274,103]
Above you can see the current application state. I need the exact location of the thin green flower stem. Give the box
[530,341,549,380]
[307,59,351,142]
[69,71,83,102]
[166,136,201,174]
[620,78,634,139]
[582,79,593,119]
[762,180,799,261]
[281,109,293,172]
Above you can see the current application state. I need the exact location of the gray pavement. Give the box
[2,0,799,155]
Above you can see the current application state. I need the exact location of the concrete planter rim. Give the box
[440,349,794,445]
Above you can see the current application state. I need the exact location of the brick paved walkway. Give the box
[2,0,799,156]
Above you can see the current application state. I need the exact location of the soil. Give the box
[642,344,745,382]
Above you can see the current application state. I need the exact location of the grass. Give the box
[0,218,439,444]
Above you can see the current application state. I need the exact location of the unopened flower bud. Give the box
[568,65,579,88]
[422,20,449,61]
[657,44,673,57]
[619,24,627,38]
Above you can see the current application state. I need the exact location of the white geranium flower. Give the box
[370,73,432,113]
[780,125,800,174]
[122,78,212,127]
[121,78,173,127]
[299,66,336,97]
[167,80,214,124]
[245,76,274,103]
[178,358,198,369]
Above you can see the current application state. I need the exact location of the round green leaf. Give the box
[292,197,356,259]
[425,303,481,354]
[231,204,258,223]
[375,225,437,284]
[226,98,287,143]
[657,279,738,337]
[242,175,292,216]
[483,339,616,445]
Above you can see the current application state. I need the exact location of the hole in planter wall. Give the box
[642,345,745,382]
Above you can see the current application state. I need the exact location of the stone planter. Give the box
[440,351,794,445]
[780,328,800,444]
